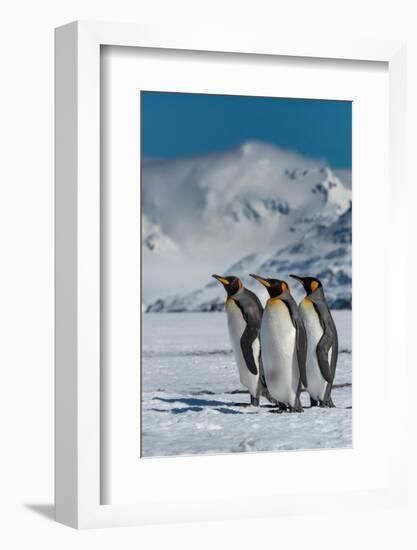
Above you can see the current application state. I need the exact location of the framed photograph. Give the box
[140,90,353,458]
[55,21,407,528]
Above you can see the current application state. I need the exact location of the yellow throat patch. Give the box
[267,297,282,307]
[303,297,314,308]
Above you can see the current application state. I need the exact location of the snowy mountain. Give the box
[142,217,178,253]
[254,206,352,308]
[142,141,352,311]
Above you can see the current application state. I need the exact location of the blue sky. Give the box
[141,91,352,169]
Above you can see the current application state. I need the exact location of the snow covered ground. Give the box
[141,310,352,457]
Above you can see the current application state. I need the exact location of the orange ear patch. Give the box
[281,282,288,293]
[311,280,319,292]
[238,279,243,290]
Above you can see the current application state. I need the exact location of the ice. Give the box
[141,311,352,457]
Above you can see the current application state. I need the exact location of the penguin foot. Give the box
[289,404,304,413]
[250,396,260,407]
[310,398,319,408]
[319,398,335,408]
[278,402,288,412]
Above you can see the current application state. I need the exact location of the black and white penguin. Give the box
[250,275,307,412]
[290,275,338,408]
[212,274,269,407]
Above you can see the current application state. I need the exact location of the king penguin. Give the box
[290,275,338,408]
[212,274,272,407]
[250,275,307,412]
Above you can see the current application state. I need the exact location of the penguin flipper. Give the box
[282,296,308,387]
[313,301,338,384]
[295,317,308,388]
[240,326,259,375]
[329,318,338,378]
[316,320,336,384]
[258,356,267,390]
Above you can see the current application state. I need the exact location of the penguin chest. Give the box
[225,298,260,397]
[299,299,328,401]
[260,300,298,406]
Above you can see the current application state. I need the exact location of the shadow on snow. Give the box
[151,396,252,414]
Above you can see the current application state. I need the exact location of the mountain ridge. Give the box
[142,141,352,311]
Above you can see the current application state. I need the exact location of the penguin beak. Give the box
[289,274,306,287]
[212,274,230,286]
[249,274,271,288]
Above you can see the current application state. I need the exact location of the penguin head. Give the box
[290,274,322,295]
[249,274,290,298]
[211,274,243,296]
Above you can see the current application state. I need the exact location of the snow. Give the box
[141,310,352,457]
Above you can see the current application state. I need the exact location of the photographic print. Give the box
[141,91,352,457]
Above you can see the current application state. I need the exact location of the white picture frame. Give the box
[55,21,407,529]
